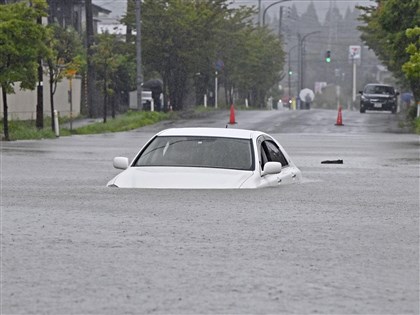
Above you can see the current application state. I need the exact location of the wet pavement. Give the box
[2,109,419,314]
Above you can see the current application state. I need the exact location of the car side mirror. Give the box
[261,161,282,176]
[113,157,129,170]
[358,91,363,94]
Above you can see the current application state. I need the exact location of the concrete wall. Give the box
[0,75,82,120]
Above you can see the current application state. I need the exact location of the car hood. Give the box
[107,166,254,189]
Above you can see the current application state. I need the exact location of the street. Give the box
[2,108,419,314]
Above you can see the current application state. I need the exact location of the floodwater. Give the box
[2,109,419,314]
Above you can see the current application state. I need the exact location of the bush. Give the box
[1,118,71,141]
[1,111,171,140]
[71,111,171,135]
[405,105,420,134]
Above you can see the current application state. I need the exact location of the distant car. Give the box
[107,128,302,189]
[359,83,399,114]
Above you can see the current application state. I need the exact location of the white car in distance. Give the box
[107,128,302,189]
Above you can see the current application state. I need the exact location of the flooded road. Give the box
[2,109,419,314]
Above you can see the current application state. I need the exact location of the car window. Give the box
[259,139,289,170]
[365,85,395,95]
[134,136,254,171]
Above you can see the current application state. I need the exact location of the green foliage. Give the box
[404,104,420,134]
[122,0,285,110]
[92,32,136,121]
[358,0,420,102]
[46,24,84,83]
[72,111,170,135]
[0,0,51,140]
[92,33,127,84]
[402,27,420,83]
[44,24,84,131]
[0,0,50,93]
[0,111,171,140]
[0,118,71,141]
[414,117,420,134]
[231,27,284,106]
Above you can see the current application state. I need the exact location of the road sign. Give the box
[215,59,224,71]
[349,45,361,60]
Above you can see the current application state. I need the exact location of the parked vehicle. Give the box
[359,83,399,114]
[107,128,302,189]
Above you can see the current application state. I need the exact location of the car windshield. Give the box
[134,136,254,171]
[365,85,395,95]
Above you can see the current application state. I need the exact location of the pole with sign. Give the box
[349,45,361,104]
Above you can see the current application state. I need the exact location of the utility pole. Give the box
[135,0,143,110]
[85,0,96,117]
[297,33,302,98]
[125,0,134,43]
[262,0,291,26]
[278,6,283,38]
[35,13,43,129]
[258,0,261,26]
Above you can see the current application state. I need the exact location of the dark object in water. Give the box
[321,159,343,164]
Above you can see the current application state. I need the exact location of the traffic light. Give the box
[288,69,293,75]
[325,50,331,63]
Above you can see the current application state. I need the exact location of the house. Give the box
[47,0,111,35]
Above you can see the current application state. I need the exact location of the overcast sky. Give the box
[94,0,375,21]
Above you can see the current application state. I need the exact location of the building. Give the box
[47,0,111,35]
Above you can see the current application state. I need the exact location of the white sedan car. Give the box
[107,128,302,189]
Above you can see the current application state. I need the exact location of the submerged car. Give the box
[107,128,302,189]
[359,83,399,114]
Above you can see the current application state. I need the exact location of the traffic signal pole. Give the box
[297,31,320,106]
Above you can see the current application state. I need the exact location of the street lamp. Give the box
[262,0,291,26]
[297,31,320,97]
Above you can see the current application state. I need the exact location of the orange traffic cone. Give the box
[228,104,237,124]
[335,106,343,126]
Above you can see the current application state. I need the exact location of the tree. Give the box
[358,0,420,103]
[123,0,287,110]
[141,0,208,110]
[0,0,50,141]
[402,27,420,101]
[92,33,128,123]
[46,24,84,131]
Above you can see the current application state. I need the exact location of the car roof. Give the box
[157,127,262,139]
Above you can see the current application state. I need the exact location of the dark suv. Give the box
[359,84,399,114]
